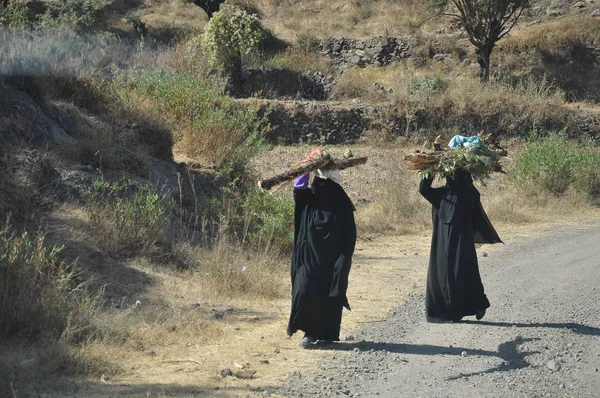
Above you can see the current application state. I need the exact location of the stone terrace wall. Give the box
[259,101,403,144]
[253,100,599,145]
[319,37,412,70]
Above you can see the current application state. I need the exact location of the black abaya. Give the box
[287,177,356,341]
[419,170,502,322]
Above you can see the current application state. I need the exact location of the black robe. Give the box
[287,178,356,341]
[419,170,502,322]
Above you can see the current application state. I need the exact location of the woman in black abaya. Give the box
[419,169,502,323]
[287,167,356,347]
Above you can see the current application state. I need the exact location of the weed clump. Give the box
[511,131,600,200]
[85,179,168,252]
[0,229,89,339]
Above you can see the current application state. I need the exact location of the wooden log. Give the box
[258,158,331,191]
[258,156,368,191]
[321,156,368,170]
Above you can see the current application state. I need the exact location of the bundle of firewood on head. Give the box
[404,131,508,181]
[258,148,368,191]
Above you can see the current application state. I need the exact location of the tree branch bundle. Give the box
[404,134,508,180]
[258,155,368,191]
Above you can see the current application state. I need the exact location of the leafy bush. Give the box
[418,146,503,181]
[237,187,294,255]
[511,131,600,198]
[85,179,168,252]
[0,229,86,338]
[197,4,267,67]
[0,2,29,28]
[409,75,445,98]
[38,0,110,29]
[228,0,262,17]
[203,185,294,255]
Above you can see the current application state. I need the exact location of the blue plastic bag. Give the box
[448,135,484,150]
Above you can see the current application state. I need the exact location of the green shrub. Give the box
[0,2,29,28]
[409,75,446,98]
[187,3,270,91]
[114,69,268,179]
[85,179,168,252]
[0,229,85,338]
[197,4,267,67]
[208,186,294,255]
[238,187,294,255]
[511,131,600,198]
[38,0,110,29]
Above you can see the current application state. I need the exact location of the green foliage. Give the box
[38,0,110,29]
[0,229,83,338]
[203,184,294,255]
[85,179,167,251]
[195,4,267,67]
[511,131,600,198]
[409,75,446,98]
[420,146,502,181]
[239,188,294,254]
[115,68,268,179]
[228,0,262,17]
[405,75,446,134]
[213,186,294,255]
[0,2,29,28]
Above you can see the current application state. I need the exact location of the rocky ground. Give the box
[276,223,600,398]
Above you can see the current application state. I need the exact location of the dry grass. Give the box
[131,0,208,34]
[256,0,428,42]
[176,242,286,299]
[260,47,333,74]
[332,62,571,137]
[60,242,286,384]
[355,160,431,235]
[500,16,600,55]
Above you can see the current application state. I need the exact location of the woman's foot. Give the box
[316,340,334,345]
[299,335,316,348]
[427,317,454,324]
[476,309,486,320]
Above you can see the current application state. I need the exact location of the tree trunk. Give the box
[476,44,493,83]
[225,51,243,96]
[193,0,223,19]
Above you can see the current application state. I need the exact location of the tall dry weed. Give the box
[0,228,94,339]
[500,16,600,55]
[356,159,431,235]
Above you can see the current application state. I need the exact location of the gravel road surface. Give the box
[278,224,600,398]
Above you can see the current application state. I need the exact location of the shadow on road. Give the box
[461,320,600,336]
[310,337,541,380]
[445,337,540,381]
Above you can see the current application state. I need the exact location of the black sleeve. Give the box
[293,187,314,207]
[472,200,503,244]
[419,177,443,206]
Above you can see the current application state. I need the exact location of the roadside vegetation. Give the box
[1,0,599,394]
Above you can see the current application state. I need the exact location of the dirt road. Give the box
[279,223,600,398]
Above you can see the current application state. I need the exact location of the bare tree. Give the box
[192,0,225,19]
[448,0,530,82]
